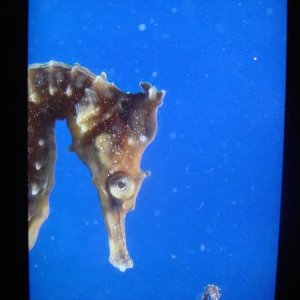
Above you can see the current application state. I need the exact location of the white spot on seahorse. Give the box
[75,89,100,133]
[48,60,56,67]
[38,139,45,146]
[139,135,147,143]
[49,84,57,96]
[83,88,98,104]
[29,93,39,103]
[127,137,136,146]
[95,134,114,168]
[103,112,113,121]
[94,75,107,87]
[35,162,42,170]
[31,183,40,196]
[148,87,157,100]
[66,85,72,97]
[75,104,100,132]
[92,75,114,94]
[71,65,80,74]
[100,72,107,81]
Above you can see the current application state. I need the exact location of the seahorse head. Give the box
[67,80,165,271]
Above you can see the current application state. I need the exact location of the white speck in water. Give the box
[171,254,176,259]
[93,220,99,225]
[138,23,146,31]
[50,236,55,241]
[200,244,206,251]
[169,132,177,139]
[253,56,258,61]
[204,73,209,78]
[171,7,177,13]
[172,187,177,193]
[151,71,158,78]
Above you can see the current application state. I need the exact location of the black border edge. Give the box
[275,0,300,299]
[2,1,29,299]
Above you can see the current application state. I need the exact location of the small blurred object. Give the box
[201,284,221,300]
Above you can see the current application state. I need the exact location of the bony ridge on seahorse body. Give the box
[28,61,166,272]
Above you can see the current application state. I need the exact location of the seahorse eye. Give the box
[108,173,136,200]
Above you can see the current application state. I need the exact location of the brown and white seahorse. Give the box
[28,61,165,272]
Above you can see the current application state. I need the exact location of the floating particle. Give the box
[200,244,206,251]
[138,23,146,31]
[152,71,158,78]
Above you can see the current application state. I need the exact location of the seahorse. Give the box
[201,284,221,300]
[28,61,165,272]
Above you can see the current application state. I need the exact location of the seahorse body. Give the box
[28,61,165,271]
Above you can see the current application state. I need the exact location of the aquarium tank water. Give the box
[28,1,286,299]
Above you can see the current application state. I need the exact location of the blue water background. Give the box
[28,1,286,299]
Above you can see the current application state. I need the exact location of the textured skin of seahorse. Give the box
[28,61,165,272]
